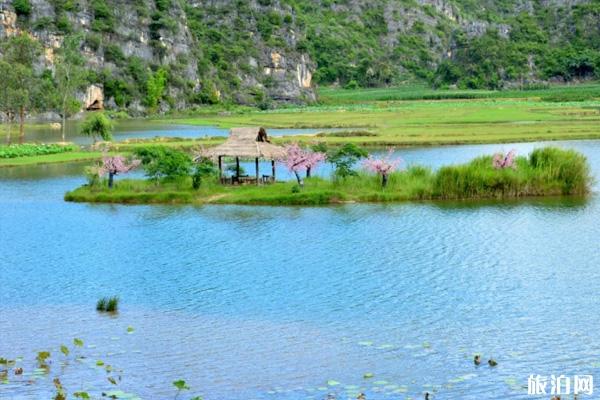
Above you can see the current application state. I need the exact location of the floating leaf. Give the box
[422,341,431,349]
[73,338,84,347]
[327,380,340,386]
[108,376,117,385]
[373,380,388,385]
[376,344,395,350]
[60,345,69,357]
[96,360,104,366]
[36,351,50,364]
[358,341,373,346]
[363,373,374,379]
[74,392,90,399]
[173,380,190,391]
[127,326,135,334]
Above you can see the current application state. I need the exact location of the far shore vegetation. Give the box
[65,147,592,206]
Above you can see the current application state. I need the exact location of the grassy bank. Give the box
[0,151,106,167]
[65,147,591,206]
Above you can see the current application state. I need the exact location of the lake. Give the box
[10,120,344,144]
[1,140,600,399]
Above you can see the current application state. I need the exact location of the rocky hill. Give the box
[0,0,598,113]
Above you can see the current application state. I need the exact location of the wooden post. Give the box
[218,156,222,180]
[271,160,276,182]
[236,157,240,180]
[255,157,259,185]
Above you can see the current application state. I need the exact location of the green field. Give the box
[158,84,600,147]
[0,152,104,167]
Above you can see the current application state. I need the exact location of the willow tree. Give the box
[80,112,113,144]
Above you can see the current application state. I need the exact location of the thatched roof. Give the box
[200,127,286,160]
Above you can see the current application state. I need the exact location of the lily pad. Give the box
[358,341,373,346]
[363,373,374,379]
[327,380,341,386]
[373,380,388,385]
[127,326,135,334]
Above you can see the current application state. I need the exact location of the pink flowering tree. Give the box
[492,149,517,169]
[363,149,402,188]
[99,155,141,188]
[281,143,327,186]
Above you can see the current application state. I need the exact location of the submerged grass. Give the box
[65,147,591,206]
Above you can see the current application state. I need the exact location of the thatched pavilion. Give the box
[199,127,287,184]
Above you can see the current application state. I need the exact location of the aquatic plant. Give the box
[363,149,402,187]
[0,143,76,158]
[96,296,119,312]
[492,149,516,169]
[98,155,141,188]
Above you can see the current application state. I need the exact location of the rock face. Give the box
[84,85,104,110]
[0,0,597,111]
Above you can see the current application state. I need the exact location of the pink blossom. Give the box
[363,149,402,187]
[98,156,141,176]
[280,143,326,185]
[98,155,141,188]
[492,149,517,169]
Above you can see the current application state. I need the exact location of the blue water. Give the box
[21,121,343,144]
[1,141,600,399]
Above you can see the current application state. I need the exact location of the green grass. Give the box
[155,84,600,147]
[96,296,119,313]
[0,152,106,167]
[318,83,600,103]
[65,147,591,206]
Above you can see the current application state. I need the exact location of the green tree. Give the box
[133,146,192,182]
[0,61,21,144]
[53,34,86,142]
[80,112,113,143]
[1,33,42,143]
[328,143,369,179]
[145,67,167,112]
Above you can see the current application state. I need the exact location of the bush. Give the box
[13,0,31,16]
[134,147,193,182]
[192,158,217,189]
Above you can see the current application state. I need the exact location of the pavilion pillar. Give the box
[235,157,240,180]
[255,157,259,185]
[271,160,276,182]
[218,156,222,179]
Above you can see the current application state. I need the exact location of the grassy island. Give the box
[65,147,591,206]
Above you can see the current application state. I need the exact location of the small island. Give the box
[64,128,592,206]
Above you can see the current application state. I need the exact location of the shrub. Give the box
[133,147,193,181]
[192,158,217,189]
[13,0,31,16]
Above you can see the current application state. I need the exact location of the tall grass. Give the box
[66,147,591,206]
[96,296,119,313]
